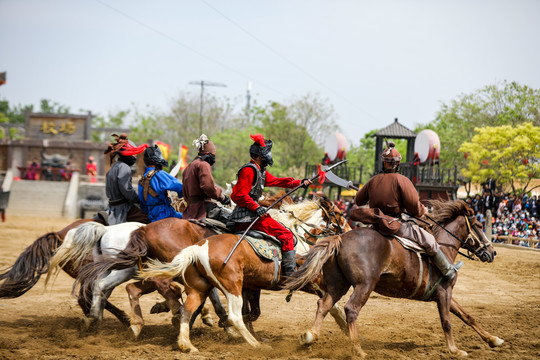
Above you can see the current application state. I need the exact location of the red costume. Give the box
[231,160,301,251]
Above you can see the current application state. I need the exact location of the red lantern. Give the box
[482,159,488,165]
[522,158,529,165]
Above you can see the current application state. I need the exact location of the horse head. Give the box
[429,200,496,263]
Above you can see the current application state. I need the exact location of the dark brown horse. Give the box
[0,218,130,325]
[136,199,352,352]
[284,200,503,358]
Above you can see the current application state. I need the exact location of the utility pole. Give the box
[189,80,226,135]
[246,81,252,123]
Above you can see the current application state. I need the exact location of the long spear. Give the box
[222,159,348,265]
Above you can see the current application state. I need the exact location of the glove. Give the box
[255,206,267,217]
[220,195,231,205]
[300,178,312,189]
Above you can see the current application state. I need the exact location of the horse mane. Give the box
[428,200,474,237]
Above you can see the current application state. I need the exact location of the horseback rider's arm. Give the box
[197,161,223,201]
[159,172,183,198]
[399,177,425,217]
[231,167,260,212]
[355,179,370,206]
[117,164,140,204]
[264,171,301,188]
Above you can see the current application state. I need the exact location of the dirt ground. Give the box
[0,216,539,360]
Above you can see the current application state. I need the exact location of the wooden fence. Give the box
[492,235,540,249]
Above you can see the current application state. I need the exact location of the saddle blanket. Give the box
[393,235,425,253]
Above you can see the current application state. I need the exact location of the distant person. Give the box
[0,185,6,222]
[86,156,97,183]
[61,160,73,181]
[26,158,40,180]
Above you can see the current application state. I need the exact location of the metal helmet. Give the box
[381,141,401,164]
[249,134,273,167]
[143,145,169,168]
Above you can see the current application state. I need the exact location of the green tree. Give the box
[459,123,540,196]
[417,81,540,171]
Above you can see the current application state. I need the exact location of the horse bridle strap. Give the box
[424,214,480,260]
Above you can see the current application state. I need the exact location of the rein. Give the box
[422,214,485,261]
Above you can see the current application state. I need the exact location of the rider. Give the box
[103,133,150,225]
[229,134,312,277]
[138,145,184,222]
[354,141,463,280]
[181,134,231,223]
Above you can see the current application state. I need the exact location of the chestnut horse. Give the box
[0,218,130,325]
[284,200,503,358]
[137,200,352,352]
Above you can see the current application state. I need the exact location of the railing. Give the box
[398,163,458,186]
[492,235,540,249]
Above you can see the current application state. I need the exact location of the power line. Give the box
[93,0,286,98]
[198,0,379,121]
[189,80,227,135]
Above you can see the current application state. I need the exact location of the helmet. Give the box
[144,145,169,169]
[249,134,273,167]
[104,133,147,165]
[381,141,401,163]
[193,134,216,154]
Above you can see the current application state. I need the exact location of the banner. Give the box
[179,144,189,171]
[155,141,170,160]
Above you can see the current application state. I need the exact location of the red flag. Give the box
[317,164,326,184]
[179,145,189,171]
[155,141,170,160]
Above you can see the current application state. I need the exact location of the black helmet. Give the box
[144,145,169,169]
[249,134,273,167]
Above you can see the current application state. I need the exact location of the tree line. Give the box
[1,80,539,195]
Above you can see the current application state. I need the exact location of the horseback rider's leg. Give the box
[251,216,297,277]
[397,222,463,280]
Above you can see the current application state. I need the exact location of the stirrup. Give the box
[444,261,463,279]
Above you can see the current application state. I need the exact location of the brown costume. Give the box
[181,135,224,221]
[353,168,440,256]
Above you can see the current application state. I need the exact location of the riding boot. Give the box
[281,250,297,278]
[432,249,463,280]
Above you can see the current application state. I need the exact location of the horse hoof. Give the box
[353,345,368,359]
[300,331,316,345]
[450,349,468,356]
[224,326,242,339]
[202,316,214,327]
[490,337,504,347]
[178,343,199,353]
[258,343,272,351]
[130,325,142,339]
[150,302,169,314]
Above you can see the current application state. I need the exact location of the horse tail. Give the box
[45,222,107,286]
[0,232,62,298]
[75,226,149,303]
[137,242,204,283]
[284,235,343,291]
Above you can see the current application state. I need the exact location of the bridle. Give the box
[425,214,493,262]
[291,201,345,246]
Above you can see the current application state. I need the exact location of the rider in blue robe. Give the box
[138,145,183,222]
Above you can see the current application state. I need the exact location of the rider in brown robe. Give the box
[181,134,230,222]
[353,141,463,280]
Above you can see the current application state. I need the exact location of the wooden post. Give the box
[486,209,492,240]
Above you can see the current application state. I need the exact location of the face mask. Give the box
[201,153,215,166]
[120,155,137,166]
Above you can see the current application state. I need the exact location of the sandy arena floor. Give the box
[0,216,539,359]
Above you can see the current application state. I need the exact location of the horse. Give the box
[283,199,503,358]
[0,218,134,326]
[135,198,352,352]
[46,220,226,337]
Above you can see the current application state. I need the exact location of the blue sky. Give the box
[1,0,539,147]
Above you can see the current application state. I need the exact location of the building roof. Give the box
[373,118,417,139]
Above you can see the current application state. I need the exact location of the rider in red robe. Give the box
[230,134,311,277]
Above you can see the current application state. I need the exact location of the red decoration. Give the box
[250,134,266,147]
[482,159,489,165]
[464,152,469,159]
[522,158,529,165]
[317,164,327,184]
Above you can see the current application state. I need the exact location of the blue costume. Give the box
[138,167,183,222]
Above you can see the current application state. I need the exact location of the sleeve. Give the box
[118,165,140,204]
[162,172,183,198]
[399,176,424,216]
[355,180,370,206]
[198,162,222,200]
[264,171,301,188]
[231,167,260,211]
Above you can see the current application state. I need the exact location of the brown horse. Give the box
[284,200,503,358]
[0,218,130,325]
[136,199,352,352]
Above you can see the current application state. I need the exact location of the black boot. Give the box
[432,249,463,280]
[281,250,297,278]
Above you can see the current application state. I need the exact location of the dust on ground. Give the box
[0,216,539,359]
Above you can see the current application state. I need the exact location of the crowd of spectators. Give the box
[464,180,539,249]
